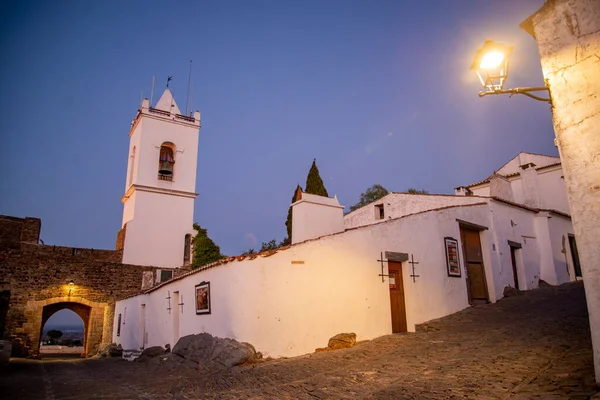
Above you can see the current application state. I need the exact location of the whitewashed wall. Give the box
[536,167,571,214]
[122,190,195,268]
[115,201,573,358]
[468,167,570,215]
[546,213,577,284]
[292,193,345,244]
[344,193,487,230]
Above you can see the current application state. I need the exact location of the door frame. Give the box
[458,222,490,304]
[388,261,407,333]
[508,240,522,290]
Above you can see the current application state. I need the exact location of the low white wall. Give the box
[115,201,562,359]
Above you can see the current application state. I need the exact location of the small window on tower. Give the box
[375,204,385,220]
[158,142,175,181]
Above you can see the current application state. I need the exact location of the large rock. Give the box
[98,343,122,358]
[172,333,256,370]
[142,346,167,358]
[328,333,356,350]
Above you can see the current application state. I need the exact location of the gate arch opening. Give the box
[39,302,91,356]
[40,307,86,356]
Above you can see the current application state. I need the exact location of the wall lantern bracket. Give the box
[478,86,551,103]
[472,40,552,104]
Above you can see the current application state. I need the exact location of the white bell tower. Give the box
[118,88,200,268]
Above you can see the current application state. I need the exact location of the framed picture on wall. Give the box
[195,281,211,315]
[445,237,461,277]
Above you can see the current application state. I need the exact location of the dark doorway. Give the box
[460,227,489,302]
[0,290,10,338]
[508,241,522,290]
[388,261,407,333]
[568,235,582,277]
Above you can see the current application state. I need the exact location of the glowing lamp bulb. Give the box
[480,51,505,69]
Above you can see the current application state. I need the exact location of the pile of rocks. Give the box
[136,333,259,371]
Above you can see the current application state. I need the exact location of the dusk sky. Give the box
[1,0,554,261]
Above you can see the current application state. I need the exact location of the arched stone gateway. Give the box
[26,297,108,357]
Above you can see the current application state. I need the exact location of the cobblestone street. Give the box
[0,282,595,399]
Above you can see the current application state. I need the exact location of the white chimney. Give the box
[291,192,345,244]
[489,174,515,202]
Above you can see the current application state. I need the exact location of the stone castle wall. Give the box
[0,216,41,250]
[0,214,186,357]
[0,248,166,357]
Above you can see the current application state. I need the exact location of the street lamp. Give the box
[471,40,551,103]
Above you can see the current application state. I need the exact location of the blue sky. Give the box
[1,0,554,261]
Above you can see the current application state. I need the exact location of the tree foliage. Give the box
[47,330,63,339]
[192,223,224,269]
[260,240,278,252]
[305,159,329,197]
[407,188,429,194]
[283,184,302,244]
[348,184,389,212]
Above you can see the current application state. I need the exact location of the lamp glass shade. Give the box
[471,40,513,91]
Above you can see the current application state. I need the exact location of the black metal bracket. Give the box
[377,252,389,283]
[178,295,184,313]
[409,254,420,283]
[166,291,171,314]
[479,86,551,103]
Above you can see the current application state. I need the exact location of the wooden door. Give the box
[388,261,407,333]
[460,228,488,301]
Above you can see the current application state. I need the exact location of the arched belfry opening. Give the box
[158,142,176,181]
[39,302,90,357]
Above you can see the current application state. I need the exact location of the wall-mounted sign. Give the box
[291,260,305,265]
[445,237,461,277]
[195,281,211,315]
[385,251,409,262]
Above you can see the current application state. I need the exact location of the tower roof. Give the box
[154,88,182,115]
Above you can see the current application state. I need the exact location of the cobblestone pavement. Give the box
[0,282,596,399]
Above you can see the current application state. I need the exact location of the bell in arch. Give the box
[159,151,175,175]
[159,160,173,175]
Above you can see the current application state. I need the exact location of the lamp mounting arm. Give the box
[478,86,551,103]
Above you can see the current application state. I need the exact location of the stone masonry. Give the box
[0,215,183,358]
[522,0,600,383]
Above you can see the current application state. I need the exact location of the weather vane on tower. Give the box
[167,76,173,88]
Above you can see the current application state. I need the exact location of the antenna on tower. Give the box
[185,60,192,115]
[150,75,156,107]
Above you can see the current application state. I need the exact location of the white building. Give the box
[114,153,581,359]
[118,89,200,269]
[454,152,570,214]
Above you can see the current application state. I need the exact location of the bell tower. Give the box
[118,88,200,268]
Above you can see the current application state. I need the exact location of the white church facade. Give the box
[113,92,582,359]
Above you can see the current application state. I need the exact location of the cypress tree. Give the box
[305,159,329,197]
[191,223,224,269]
[283,184,302,245]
